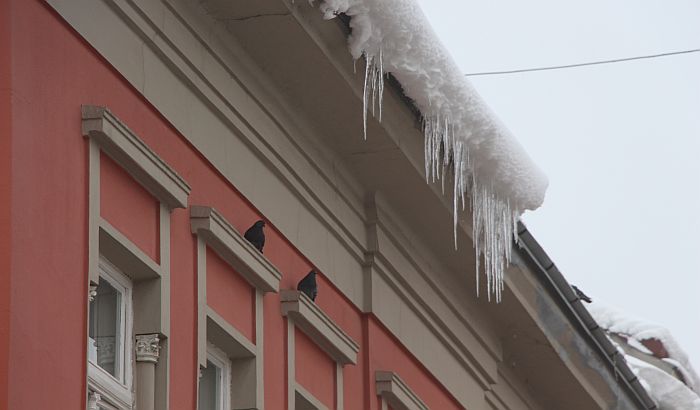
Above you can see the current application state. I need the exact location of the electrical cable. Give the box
[464,48,700,76]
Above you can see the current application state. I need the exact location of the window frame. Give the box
[199,342,232,410]
[87,257,134,410]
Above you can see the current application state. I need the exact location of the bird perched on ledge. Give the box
[244,220,265,253]
[572,285,592,303]
[297,270,318,302]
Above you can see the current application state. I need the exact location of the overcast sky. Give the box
[415,0,700,368]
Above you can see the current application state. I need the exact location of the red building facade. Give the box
[0,0,657,409]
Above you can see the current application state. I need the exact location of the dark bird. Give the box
[244,220,265,253]
[572,285,592,303]
[297,270,318,302]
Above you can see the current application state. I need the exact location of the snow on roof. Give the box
[589,304,700,409]
[626,353,700,409]
[316,0,548,301]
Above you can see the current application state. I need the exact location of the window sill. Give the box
[87,362,133,410]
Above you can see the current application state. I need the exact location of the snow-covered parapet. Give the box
[315,0,548,301]
[589,304,700,409]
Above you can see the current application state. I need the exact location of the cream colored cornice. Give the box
[375,371,428,410]
[190,205,281,293]
[82,105,191,209]
[281,290,359,365]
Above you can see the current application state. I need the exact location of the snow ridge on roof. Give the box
[589,304,700,392]
[589,304,700,409]
[316,0,548,301]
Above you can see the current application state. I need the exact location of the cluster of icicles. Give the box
[362,52,518,302]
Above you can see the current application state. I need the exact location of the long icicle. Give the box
[361,48,519,303]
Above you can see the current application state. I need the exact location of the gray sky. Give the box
[415,0,700,368]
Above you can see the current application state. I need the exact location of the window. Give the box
[198,343,231,410]
[87,258,134,410]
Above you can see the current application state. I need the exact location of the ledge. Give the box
[280,290,359,365]
[207,307,256,359]
[82,105,191,209]
[99,218,162,281]
[295,383,329,410]
[190,206,282,293]
[375,371,428,410]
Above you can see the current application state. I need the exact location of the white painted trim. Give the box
[88,258,135,410]
[205,342,232,410]
[375,371,428,410]
[81,105,191,209]
[88,363,132,410]
[98,258,134,385]
[190,206,282,293]
[281,290,359,365]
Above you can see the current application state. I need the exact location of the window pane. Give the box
[88,279,122,379]
[198,360,222,410]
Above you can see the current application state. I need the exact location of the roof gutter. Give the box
[516,221,657,409]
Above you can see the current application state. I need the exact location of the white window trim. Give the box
[88,258,134,410]
[203,342,232,410]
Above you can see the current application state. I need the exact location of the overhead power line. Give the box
[464,48,700,76]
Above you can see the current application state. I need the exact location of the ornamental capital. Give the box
[135,334,161,363]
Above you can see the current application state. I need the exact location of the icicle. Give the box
[361,50,385,140]
[377,48,384,122]
[362,56,370,140]
[359,50,520,303]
